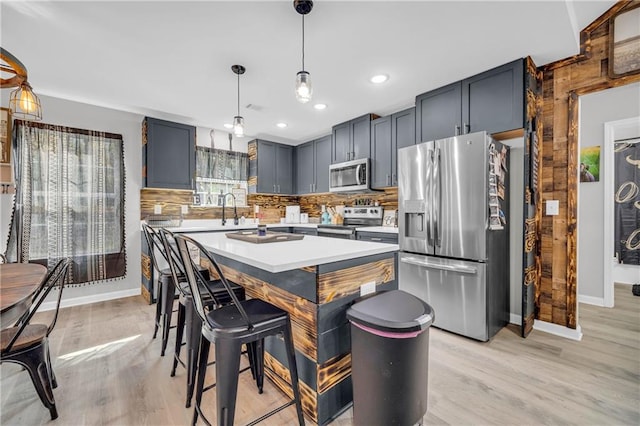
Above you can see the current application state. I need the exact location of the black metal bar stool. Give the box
[175,234,305,426]
[159,228,249,408]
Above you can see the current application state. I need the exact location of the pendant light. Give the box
[231,64,246,137]
[294,0,313,103]
[1,47,42,121]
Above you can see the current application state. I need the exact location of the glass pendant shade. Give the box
[295,71,312,103]
[233,116,245,137]
[9,82,42,120]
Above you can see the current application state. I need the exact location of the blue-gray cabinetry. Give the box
[371,107,415,188]
[143,117,195,190]
[416,58,524,143]
[249,139,293,194]
[331,114,378,164]
[295,134,331,194]
[356,231,398,244]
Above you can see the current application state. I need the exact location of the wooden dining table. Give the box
[0,263,47,328]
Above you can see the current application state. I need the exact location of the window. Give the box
[195,146,248,206]
[7,120,126,284]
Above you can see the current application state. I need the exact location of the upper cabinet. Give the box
[142,117,195,190]
[295,134,331,194]
[248,139,293,194]
[416,58,524,143]
[371,107,416,189]
[331,113,379,163]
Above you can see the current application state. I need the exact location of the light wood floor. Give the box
[1,284,638,425]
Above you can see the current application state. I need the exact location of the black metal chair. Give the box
[0,258,71,420]
[175,234,305,426]
[159,228,248,408]
[142,223,177,356]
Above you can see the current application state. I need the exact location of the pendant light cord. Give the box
[237,72,240,116]
[302,14,305,71]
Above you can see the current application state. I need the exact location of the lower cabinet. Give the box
[356,231,398,244]
[292,227,318,236]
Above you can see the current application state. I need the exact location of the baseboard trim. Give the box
[578,294,605,306]
[509,313,522,325]
[40,288,141,312]
[533,319,583,341]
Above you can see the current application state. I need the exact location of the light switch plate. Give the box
[546,200,559,216]
[181,205,189,214]
[360,281,376,296]
[154,204,162,215]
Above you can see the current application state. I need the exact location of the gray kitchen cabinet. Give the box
[143,117,195,190]
[331,114,378,163]
[250,139,293,194]
[416,58,524,142]
[371,107,415,188]
[356,231,398,244]
[295,134,331,194]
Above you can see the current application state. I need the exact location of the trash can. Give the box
[347,290,434,426]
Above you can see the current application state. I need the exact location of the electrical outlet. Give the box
[254,204,260,213]
[546,200,559,216]
[360,281,376,296]
[154,204,162,214]
[181,205,189,214]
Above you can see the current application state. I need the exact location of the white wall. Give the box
[1,93,144,305]
[578,83,640,302]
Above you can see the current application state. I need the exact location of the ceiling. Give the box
[1,0,616,146]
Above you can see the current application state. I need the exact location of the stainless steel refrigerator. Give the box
[398,131,509,341]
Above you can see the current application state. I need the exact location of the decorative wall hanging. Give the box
[609,3,640,78]
[579,145,600,182]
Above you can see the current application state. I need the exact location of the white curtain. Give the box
[7,120,126,285]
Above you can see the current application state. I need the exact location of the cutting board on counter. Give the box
[225,230,304,244]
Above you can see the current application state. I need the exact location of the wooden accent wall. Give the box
[141,187,398,222]
[299,187,398,218]
[539,0,640,329]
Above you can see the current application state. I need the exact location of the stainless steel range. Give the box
[317,207,383,239]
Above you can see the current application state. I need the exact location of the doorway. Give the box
[578,83,640,310]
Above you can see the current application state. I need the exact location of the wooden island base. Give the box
[203,251,397,425]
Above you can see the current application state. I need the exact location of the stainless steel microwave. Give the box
[329,158,370,192]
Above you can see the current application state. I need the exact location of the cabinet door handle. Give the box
[393,174,397,186]
[273,184,276,193]
[278,184,281,193]
[464,123,470,134]
[310,184,313,193]
[371,237,383,242]
[455,125,460,136]
[387,174,391,186]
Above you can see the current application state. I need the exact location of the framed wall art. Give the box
[609,3,640,78]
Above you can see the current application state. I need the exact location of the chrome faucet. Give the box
[221,193,239,226]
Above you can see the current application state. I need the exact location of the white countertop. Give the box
[187,231,398,273]
[355,226,399,234]
[153,219,319,233]
[144,219,396,234]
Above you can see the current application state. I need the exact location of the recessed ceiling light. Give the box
[223,123,233,129]
[276,122,288,128]
[314,103,327,110]
[370,74,389,84]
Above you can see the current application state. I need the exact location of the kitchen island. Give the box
[188,231,398,425]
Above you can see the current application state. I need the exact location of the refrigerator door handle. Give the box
[400,257,478,274]
[427,149,434,247]
[434,147,441,247]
